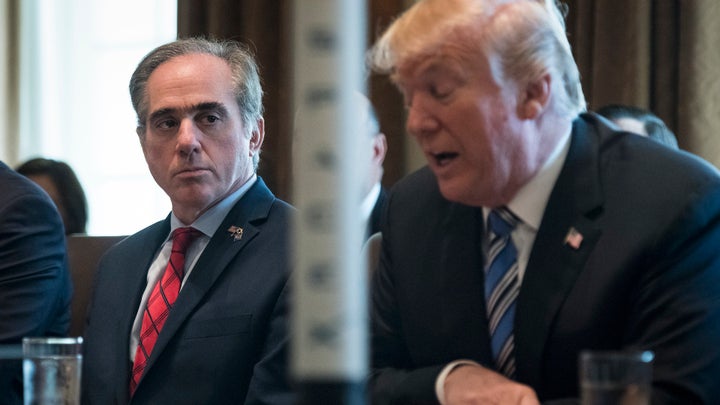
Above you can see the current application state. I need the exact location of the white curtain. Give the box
[0,0,20,164]
[4,0,177,235]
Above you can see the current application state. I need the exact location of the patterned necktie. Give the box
[484,207,520,378]
[130,227,201,395]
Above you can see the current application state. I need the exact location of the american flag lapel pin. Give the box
[227,225,243,241]
[564,227,583,250]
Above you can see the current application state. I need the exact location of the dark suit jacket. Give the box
[81,178,296,404]
[370,113,720,404]
[0,161,71,405]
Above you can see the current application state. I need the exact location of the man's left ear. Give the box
[519,73,551,119]
[250,118,265,152]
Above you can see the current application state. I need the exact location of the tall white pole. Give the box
[292,0,367,403]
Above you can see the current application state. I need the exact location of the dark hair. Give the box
[596,104,679,149]
[16,158,88,234]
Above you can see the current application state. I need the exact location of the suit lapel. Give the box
[434,201,496,363]
[109,220,169,403]
[515,117,604,387]
[141,178,276,377]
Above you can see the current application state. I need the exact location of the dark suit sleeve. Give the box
[0,188,71,405]
[369,189,445,405]
[244,279,296,405]
[0,191,70,340]
[370,258,444,405]
[629,185,720,404]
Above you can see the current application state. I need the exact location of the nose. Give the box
[176,119,201,157]
[405,100,439,138]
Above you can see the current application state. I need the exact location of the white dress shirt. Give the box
[362,182,382,223]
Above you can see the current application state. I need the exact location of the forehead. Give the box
[393,49,488,87]
[28,174,61,200]
[146,53,236,109]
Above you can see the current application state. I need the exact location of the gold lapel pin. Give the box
[227,225,243,241]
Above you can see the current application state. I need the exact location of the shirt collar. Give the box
[361,182,382,221]
[486,129,571,230]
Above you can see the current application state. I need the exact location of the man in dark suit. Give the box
[366,0,720,404]
[357,93,388,239]
[81,38,295,404]
[0,161,71,404]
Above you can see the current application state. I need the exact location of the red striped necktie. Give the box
[130,227,201,396]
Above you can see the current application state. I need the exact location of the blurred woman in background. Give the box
[16,157,88,235]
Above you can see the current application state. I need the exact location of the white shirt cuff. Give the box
[435,359,481,405]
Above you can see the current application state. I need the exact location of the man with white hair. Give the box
[367,0,720,403]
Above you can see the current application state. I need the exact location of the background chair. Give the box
[66,235,126,337]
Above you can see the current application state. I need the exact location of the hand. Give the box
[444,364,540,405]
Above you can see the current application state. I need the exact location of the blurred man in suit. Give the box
[367,0,720,403]
[596,104,679,149]
[81,38,295,404]
[357,93,388,238]
[293,92,388,240]
[0,161,71,404]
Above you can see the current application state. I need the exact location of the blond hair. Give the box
[368,0,586,119]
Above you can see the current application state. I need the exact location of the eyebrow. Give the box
[147,102,229,123]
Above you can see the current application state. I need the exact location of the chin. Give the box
[439,181,494,207]
[173,189,213,207]
[438,182,470,205]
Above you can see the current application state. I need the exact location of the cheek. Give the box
[141,138,162,156]
[147,137,179,156]
[141,144,171,174]
[146,150,163,165]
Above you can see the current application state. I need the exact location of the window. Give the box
[18,0,177,235]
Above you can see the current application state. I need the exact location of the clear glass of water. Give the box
[22,337,83,405]
[580,350,654,405]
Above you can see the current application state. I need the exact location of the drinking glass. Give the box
[579,350,653,405]
[22,337,83,405]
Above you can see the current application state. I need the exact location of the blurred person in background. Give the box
[596,104,679,149]
[357,93,388,239]
[16,157,89,235]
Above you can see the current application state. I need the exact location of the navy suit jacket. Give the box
[81,178,296,404]
[370,114,720,404]
[0,161,71,405]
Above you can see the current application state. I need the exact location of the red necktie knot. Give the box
[171,227,202,254]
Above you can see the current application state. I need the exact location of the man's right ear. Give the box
[373,133,388,164]
[519,73,551,120]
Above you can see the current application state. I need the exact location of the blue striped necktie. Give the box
[484,207,520,378]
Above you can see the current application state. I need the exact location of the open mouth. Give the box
[431,152,458,167]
